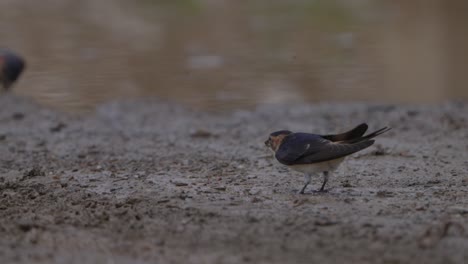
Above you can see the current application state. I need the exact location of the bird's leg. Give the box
[299,173,312,194]
[319,171,329,192]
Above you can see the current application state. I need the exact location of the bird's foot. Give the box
[292,189,305,194]
[291,189,309,195]
[293,188,329,195]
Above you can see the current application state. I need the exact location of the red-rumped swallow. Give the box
[0,49,25,90]
[265,123,391,194]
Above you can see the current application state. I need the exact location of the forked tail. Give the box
[344,127,391,144]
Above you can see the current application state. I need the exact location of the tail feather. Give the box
[322,123,368,142]
[344,127,391,144]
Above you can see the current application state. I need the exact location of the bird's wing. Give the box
[275,133,374,165]
[294,140,374,164]
[274,133,327,165]
[321,123,368,142]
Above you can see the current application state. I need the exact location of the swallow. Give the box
[0,49,26,90]
[265,123,391,194]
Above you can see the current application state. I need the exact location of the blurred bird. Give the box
[265,123,391,194]
[0,49,25,90]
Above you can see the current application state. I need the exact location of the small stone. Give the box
[415,206,426,211]
[251,197,262,203]
[22,167,45,179]
[190,129,216,138]
[427,180,441,185]
[248,187,261,195]
[17,222,39,232]
[376,190,394,198]
[314,217,338,226]
[341,180,353,188]
[407,110,419,117]
[12,112,25,120]
[172,181,188,187]
[50,122,67,133]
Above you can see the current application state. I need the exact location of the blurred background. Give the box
[1,0,467,112]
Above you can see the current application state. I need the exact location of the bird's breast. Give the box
[288,157,345,174]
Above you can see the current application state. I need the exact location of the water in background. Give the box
[1,0,467,112]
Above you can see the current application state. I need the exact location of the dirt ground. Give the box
[0,95,467,264]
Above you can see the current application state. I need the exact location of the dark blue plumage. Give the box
[275,133,374,165]
[0,49,25,90]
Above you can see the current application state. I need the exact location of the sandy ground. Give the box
[0,95,467,264]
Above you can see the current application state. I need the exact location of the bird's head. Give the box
[265,130,292,152]
[0,50,25,90]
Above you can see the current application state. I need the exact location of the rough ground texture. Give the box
[0,95,467,264]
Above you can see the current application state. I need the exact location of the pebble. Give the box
[172,181,188,187]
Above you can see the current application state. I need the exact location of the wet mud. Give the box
[0,95,467,263]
